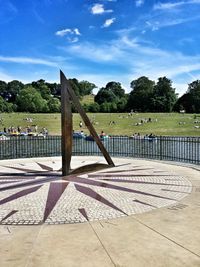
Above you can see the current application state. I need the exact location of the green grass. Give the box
[0,112,199,136]
[80,95,94,105]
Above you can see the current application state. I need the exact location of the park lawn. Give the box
[0,112,199,136]
[80,94,95,105]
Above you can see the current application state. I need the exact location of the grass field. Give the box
[80,94,95,105]
[0,112,200,136]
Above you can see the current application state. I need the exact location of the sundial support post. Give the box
[60,70,114,177]
[61,71,73,176]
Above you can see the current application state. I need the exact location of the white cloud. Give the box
[56,29,72,37]
[132,0,200,32]
[75,73,127,92]
[0,69,14,82]
[0,68,60,85]
[145,15,200,31]
[0,56,58,67]
[135,0,144,7]
[67,37,79,43]
[154,0,200,10]
[153,2,184,10]
[171,83,187,96]
[102,18,116,28]
[55,28,81,43]
[89,25,95,29]
[61,33,200,95]
[0,1,18,24]
[64,42,121,62]
[91,4,113,14]
[119,36,139,48]
[55,28,81,37]
[74,28,81,35]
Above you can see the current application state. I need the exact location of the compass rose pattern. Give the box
[0,157,192,225]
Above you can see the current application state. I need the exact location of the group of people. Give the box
[132,133,141,138]
[132,132,156,139]
[135,117,155,126]
[109,121,116,125]
[1,126,48,136]
[2,126,23,134]
[144,133,157,139]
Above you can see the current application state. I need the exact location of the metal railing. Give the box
[0,135,199,165]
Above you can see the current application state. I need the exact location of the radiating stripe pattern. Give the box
[0,158,192,225]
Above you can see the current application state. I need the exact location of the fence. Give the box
[0,135,199,165]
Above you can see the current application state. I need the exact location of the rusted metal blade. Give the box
[60,70,73,176]
[60,70,114,167]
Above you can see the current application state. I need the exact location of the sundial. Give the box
[0,72,193,225]
[60,70,114,176]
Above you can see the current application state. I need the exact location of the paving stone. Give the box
[0,156,193,225]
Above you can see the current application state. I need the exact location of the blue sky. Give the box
[0,0,200,95]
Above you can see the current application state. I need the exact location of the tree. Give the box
[0,96,7,111]
[187,80,200,113]
[100,102,117,113]
[88,102,100,113]
[95,88,118,105]
[117,95,128,112]
[47,97,61,112]
[0,81,7,98]
[31,79,51,100]
[173,93,192,112]
[16,86,48,113]
[152,77,177,112]
[79,81,96,96]
[38,84,51,100]
[105,82,125,98]
[95,81,127,112]
[127,76,155,111]
[174,80,200,113]
[6,80,24,102]
[45,82,60,96]
[69,78,81,97]
[0,96,14,112]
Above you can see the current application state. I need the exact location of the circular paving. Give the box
[0,157,192,225]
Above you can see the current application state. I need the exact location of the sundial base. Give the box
[0,156,192,225]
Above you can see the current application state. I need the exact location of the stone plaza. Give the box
[0,156,200,266]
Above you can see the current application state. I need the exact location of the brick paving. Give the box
[0,156,192,225]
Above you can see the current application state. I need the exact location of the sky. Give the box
[0,0,200,96]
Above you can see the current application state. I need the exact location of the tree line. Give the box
[0,79,96,113]
[0,76,199,113]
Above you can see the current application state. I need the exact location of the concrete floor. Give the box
[0,157,200,267]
